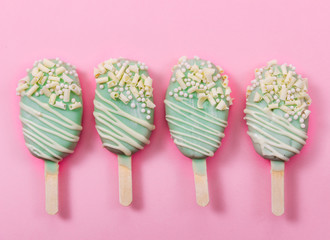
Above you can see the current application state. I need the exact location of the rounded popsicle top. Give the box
[17,58,83,162]
[165,56,233,159]
[244,60,311,161]
[93,58,155,156]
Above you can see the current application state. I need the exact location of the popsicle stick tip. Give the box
[192,159,209,207]
[118,155,132,207]
[271,161,285,216]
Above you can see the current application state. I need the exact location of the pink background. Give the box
[1,0,329,239]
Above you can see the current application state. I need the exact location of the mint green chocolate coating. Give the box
[165,58,229,159]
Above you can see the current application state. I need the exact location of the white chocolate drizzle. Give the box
[94,90,154,156]
[244,102,307,161]
[19,96,82,161]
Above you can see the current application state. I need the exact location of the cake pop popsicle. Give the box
[244,60,311,216]
[93,58,155,206]
[165,56,232,206]
[17,58,83,215]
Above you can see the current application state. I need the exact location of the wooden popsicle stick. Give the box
[45,160,59,215]
[271,160,285,216]
[192,159,209,207]
[118,155,132,206]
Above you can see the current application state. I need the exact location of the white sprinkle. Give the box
[131,103,136,108]
[189,94,193,99]
[114,87,118,91]
[288,118,292,122]
[294,115,298,120]
[169,91,173,96]
[119,88,124,92]
[100,85,104,89]
[174,94,178,98]
[142,98,146,102]
[284,113,289,118]
[171,78,175,82]
[301,124,305,128]
[174,88,178,93]
[146,115,151,120]
[128,95,133,100]
[299,118,304,123]
[108,89,112,93]
[59,95,63,99]
[179,91,184,96]
[147,110,151,114]
[137,97,142,102]
[142,103,146,108]
[216,99,220,103]
[141,109,146,113]
[184,93,188,97]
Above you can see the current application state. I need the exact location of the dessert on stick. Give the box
[16,58,83,215]
[244,60,311,216]
[165,56,232,206]
[93,58,155,206]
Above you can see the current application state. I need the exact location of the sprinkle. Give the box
[300,124,306,128]
[253,92,262,102]
[146,115,151,120]
[48,76,60,82]
[96,76,109,84]
[130,103,136,108]
[110,92,119,100]
[41,86,52,97]
[62,73,74,84]
[119,93,129,104]
[69,102,82,110]
[216,100,228,110]
[16,83,29,93]
[38,63,50,73]
[70,84,81,95]
[146,99,156,108]
[53,101,66,110]
[43,59,55,68]
[56,66,66,75]
[141,109,146,113]
[26,84,39,97]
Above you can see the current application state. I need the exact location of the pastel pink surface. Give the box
[1,0,329,239]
